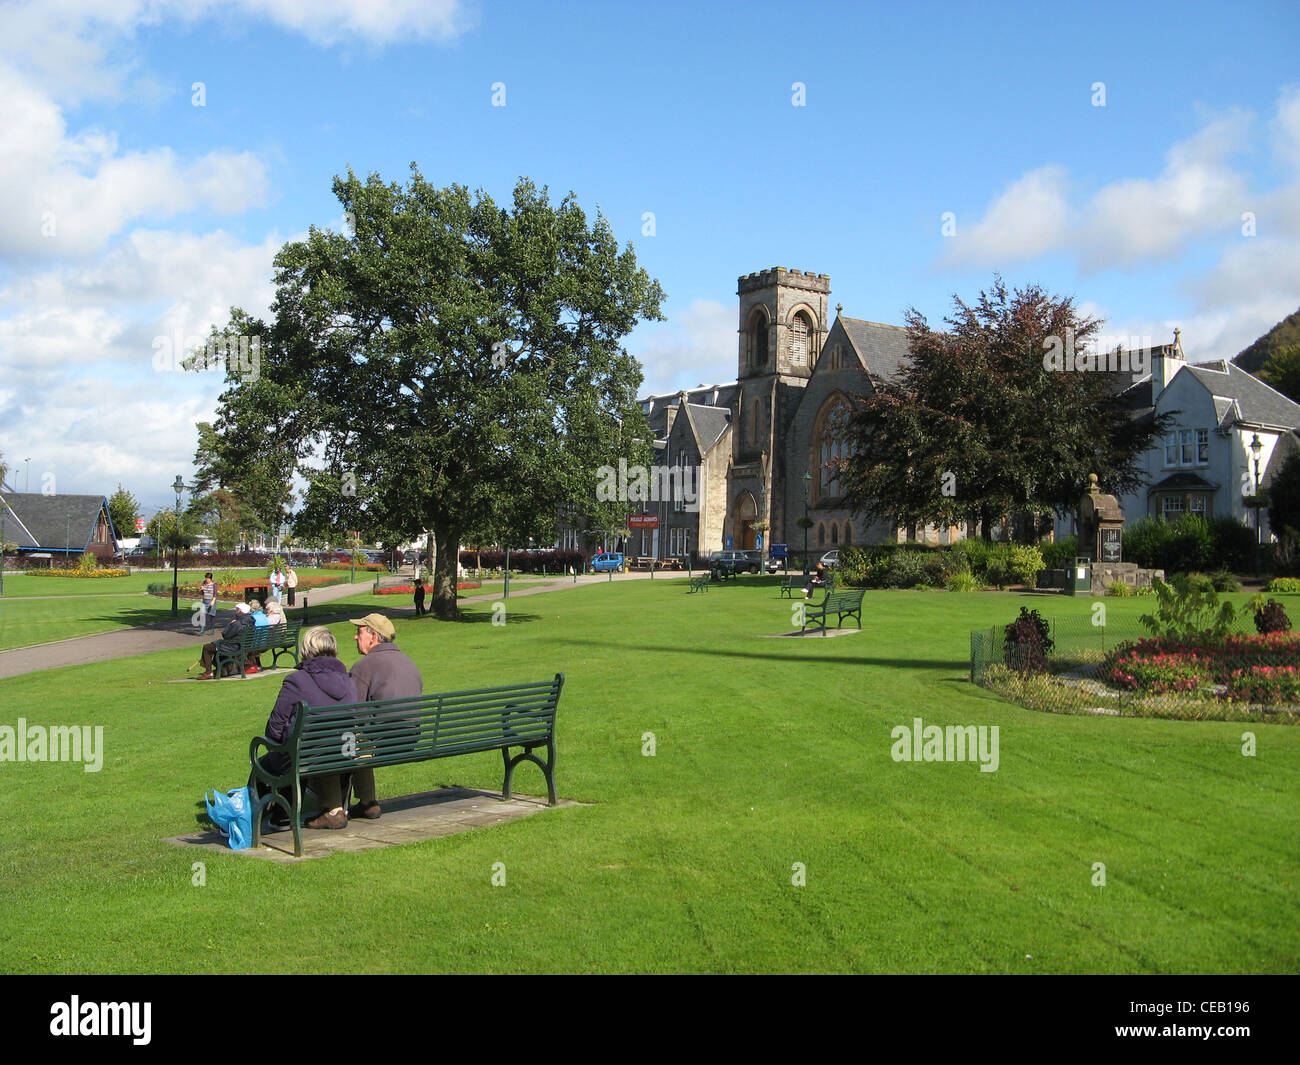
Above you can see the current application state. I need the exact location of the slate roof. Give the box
[684,403,732,452]
[0,492,113,552]
[839,317,913,382]
[1263,430,1300,491]
[1148,472,1219,493]
[1184,361,1300,431]
[642,384,739,437]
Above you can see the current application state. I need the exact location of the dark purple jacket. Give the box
[265,655,359,744]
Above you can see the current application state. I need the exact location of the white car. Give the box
[820,550,840,569]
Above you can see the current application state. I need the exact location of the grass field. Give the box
[0,569,351,649]
[0,577,1296,973]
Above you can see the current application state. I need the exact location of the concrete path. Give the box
[0,570,692,679]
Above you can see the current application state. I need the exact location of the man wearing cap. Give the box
[339,614,423,822]
[193,601,255,679]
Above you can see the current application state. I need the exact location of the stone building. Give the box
[628,266,963,566]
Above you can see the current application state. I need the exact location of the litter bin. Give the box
[1067,557,1092,596]
[244,585,269,605]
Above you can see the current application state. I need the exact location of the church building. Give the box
[629,267,965,566]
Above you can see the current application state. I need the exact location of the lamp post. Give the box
[171,475,185,617]
[1251,433,1263,578]
[802,470,812,576]
[1,510,6,596]
[24,458,30,492]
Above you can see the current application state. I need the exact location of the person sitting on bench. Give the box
[193,602,254,679]
[253,626,359,830]
[805,562,828,598]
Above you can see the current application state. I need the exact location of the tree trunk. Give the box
[430,517,458,619]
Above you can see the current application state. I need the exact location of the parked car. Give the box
[590,552,626,573]
[710,550,760,575]
[820,550,840,569]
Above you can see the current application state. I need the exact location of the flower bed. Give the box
[147,573,349,599]
[24,568,129,578]
[1101,634,1300,702]
[322,562,386,571]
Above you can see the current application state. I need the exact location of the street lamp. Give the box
[802,470,812,576]
[24,458,30,492]
[1250,433,1263,577]
[171,475,186,617]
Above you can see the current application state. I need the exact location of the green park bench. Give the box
[249,673,564,856]
[214,620,303,679]
[687,574,710,594]
[801,587,864,635]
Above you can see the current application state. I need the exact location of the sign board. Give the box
[770,543,788,559]
[135,518,146,532]
[756,533,763,550]
[725,535,732,549]
[1100,527,1122,563]
[628,514,659,529]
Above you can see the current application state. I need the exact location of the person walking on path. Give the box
[270,567,284,603]
[413,578,426,618]
[285,565,298,606]
[199,572,217,635]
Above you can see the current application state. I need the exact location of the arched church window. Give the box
[750,312,768,369]
[818,523,826,547]
[844,521,853,546]
[831,524,839,545]
[812,397,857,502]
[789,312,811,365]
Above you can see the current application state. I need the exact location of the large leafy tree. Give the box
[839,278,1173,542]
[1268,450,1300,542]
[204,169,663,616]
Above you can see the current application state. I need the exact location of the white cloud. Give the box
[0,64,269,261]
[630,298,735,396]
[1077,112,1252,270]
[1271,84,1300,173]
[941,166,1071,267]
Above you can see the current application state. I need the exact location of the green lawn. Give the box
[0,578,1296,973]
[0,569,355,649]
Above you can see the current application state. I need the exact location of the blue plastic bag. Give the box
[204,787,254,851]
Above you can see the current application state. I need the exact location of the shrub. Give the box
[77,552,97,573]
[945,570,976,592]
[1108,580,1132,597]
[1183,572,1215,594]
[1208,516,1255,571]
[1252,597,1291,634]
[1140,576,1237,643]
[1039,535,1078,571]
[1269,577,1300,593]
[1208,568,1240,593]
[1123,516,1172,569]
[1003,606,1054,673]
[838,546,872,587]
[881,550,930,589]
[984,559,1010,589]
[1007,544,1045,586]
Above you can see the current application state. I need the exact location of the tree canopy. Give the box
[202,168,663,615]
[107,484,140,542]
[1257,344,1300,405]
[838,278,1173,541]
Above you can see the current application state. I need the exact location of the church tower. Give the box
[728,268,830,552]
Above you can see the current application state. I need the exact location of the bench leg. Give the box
[502,742,557,806]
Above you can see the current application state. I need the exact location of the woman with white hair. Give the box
[264,600,286,626]
[252,626,358,830]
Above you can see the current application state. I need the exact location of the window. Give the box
[1189,495,1206,515]
[844,521,852,546]
[814,398,856,501]
[790,313,810,365]
[669,528,687,556]
[750,312,768,368]
[1162,496,1185,520]
[818,523,825,546]
[1165,428,1209,467]
[831,524,839,545]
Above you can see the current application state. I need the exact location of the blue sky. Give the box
[1,0,1298,513]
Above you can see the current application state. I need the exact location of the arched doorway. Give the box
[732,492,758,549]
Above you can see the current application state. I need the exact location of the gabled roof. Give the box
[683,403,731,453]
[1183,361,1300,431]
[839,317,912,382]
[1148,472,1219,493]
[641,384,739,436]
[0,493,113,552]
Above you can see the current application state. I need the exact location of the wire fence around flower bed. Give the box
[970,612,1300,724]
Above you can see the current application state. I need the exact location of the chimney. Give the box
[1151,329,1185,403]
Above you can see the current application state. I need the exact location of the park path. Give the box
[0,570,681,679]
